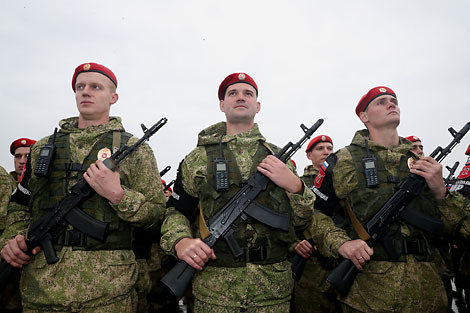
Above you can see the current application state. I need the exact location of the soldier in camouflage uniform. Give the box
[0,62,167,313]
[0,165,21,313]
[1,139,35,313]
[9,138,37,184]
[160,72,314,313]
[293,135,342,313]
[309,86,470,313]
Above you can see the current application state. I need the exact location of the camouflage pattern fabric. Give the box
[310,129,470,313]
[4,117,167,312]
[0,165,22,312]
[161,122,314,310]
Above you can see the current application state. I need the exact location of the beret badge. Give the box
[83,63,91,71]
[238,73,246,80]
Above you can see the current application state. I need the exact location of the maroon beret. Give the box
[355,86,396,117]
[405,136,421,143]
[305,135,333,152]
[465,144,470,156]
[218,73,258,100]
[72,62,117,92]
[290,159,297,169]
[10,138,36,155]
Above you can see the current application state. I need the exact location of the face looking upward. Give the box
[359,95,400,130]
[219,83,260,124]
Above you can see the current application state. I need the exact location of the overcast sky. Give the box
[1,0,469,181]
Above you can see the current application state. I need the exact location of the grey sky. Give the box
[1,0,469,180]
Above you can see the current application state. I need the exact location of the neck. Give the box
[78,115,110,129]
[225,121,255,135]
[368,126,399,147]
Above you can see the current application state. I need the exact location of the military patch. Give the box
[407,157,416,169]
[314,161,328,188]
[457,165,470,180]
[97,147,111,161]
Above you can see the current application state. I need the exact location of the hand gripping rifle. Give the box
[0,118,168,286]
[327,122,470,295]
[161,119,324,299]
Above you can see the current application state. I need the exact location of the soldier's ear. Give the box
[359,111,369,123]
[219,100,225,112]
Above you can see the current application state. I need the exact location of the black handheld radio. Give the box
[34,128,58,177]
[214,136,229,191]
[362,139,379,188]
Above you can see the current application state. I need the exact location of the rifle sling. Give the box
[342,199,370,241]
[199,202,210,240]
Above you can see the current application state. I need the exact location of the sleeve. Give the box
[109,139,167,228]
[436,191,470,242]
[160,148,205,254]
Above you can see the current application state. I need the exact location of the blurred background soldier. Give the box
[0,164,21,313]
[293,135,342,313]
[9,138,36,184]
[405,135,424,156]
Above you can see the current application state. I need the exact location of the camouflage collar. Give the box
[197,122,265,146]
[58,116,124,134]
[302,164,318,177]
[352,129,413,154]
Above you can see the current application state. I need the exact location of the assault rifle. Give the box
[327,122,470,295]
[0,118,168,286]
[160,165,171,178]
[445,161,460,185]
[161,119,324,299]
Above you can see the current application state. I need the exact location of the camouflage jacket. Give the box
[310,129,469,312]
[0,166,16,234]
[3,116,167,310]
[161,122,314,308]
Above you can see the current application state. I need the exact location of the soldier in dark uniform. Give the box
[447,144,470,311]
[293,135,342,313]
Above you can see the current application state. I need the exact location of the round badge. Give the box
[83,63,91,71]
[321,135,326,141]
[97,147,112,161]
[379,87,387,92]
[21,139,26,145]
[238,73,246,80]
[407,157,416,169]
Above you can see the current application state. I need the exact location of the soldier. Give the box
[0,62,167,312]
[0,165,20,313]
[405,135,424,156]
[9,138,36,183]
[0,139,35,313]
[293,135,342,313]
[160,72,314,313]
[310,86,470,312]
